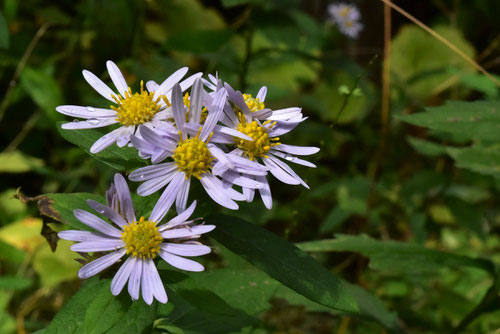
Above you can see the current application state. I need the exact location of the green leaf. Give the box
[44,193,104,230]
[407,137,447,157]
[57,122,143,172]
[319,207,350,233]
[0,11,8,49]
[206,214,358,313]
[157,270,257,333]
[396,100,500,142]
[164,30,233,53]
[445,197,486,238]
[0,276,32,291]
[20,67,63,120]
[297,234,495,275]
[460,72,499,99]
[0,239,25,264]
[0,151,44,173]
[391,25,475,99]
[447,145,500,177]
[46,277,156,334]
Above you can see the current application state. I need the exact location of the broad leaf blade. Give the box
[206,214,358,313]
[46,277,156,334]
[297,235,495,275]
[57,122,142,172]
[396,101,500,142]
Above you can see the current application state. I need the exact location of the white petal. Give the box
[256,86,267,102]
[90,126,123,154]
[106,60,129,97]
[188,78,203,124]
[82,69,116,102]
[58,230,106,242]
[141,259,154,305]
[161,225,215,239]
[159,251,204,272]
[86,199,127,228]
[71,240,124,252]
[201,88,226,142]
[78,249,126,279]
[149,172,185,222]
[56,105,117,118]
[114,173,137,223]
[161,243,211,257]
[111,256,137,295]
[256,175,273,209]
[129,162,177,181]
[61,118,118,130]
[153,67,189,101]
[273,144,319,156]
[171,84,186,138]
[73,209,122,237]
[128,258,142,301]
[200,174,238,210]
[158,200,197,231]
[136,172,177,196]
[175,177,190,214]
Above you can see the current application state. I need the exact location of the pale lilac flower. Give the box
[59,173,213,305]
[129,80,267,213]
[217,83,319,209]
[56,60,201,153]
[328,3,363,39]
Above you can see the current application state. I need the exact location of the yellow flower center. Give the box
[235,116,280,161]
[173,129,213,179]
[243,94,265,112]
[111,81,165,126]
[121,217,163,259]
[345,20,353,27]
[340,7,350,17]
[183,92,208,123]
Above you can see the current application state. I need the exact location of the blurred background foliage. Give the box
[0,0,500,333]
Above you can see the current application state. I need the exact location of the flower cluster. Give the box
[328,2,363,39]
[56,61,319,304]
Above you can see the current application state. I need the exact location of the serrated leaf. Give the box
[407,137,447,157]
[396,100,500,142]
[447,145,500,177]
[46,277,156,334]
[297,234,495,275]
[57,122,143,172]
[44,193,104,230]
[206,214,358,313]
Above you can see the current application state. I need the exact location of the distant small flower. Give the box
[328,3,363,39]
[59,173,213,305]
[129,80,267,212]
[56,61,201,153]
[220,83,319,209]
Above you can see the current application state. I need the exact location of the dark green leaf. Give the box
[46,278,156,334]
[297,234,495,275]
[57,122,143,172]
[396,101,500,142]
[206,214,358,313]
[447,145,500,177]
[407,137,447,157]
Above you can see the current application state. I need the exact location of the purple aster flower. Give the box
[328,3,363,39]
[56,61,201,153]
[59,173,213,305]
[129,79,268,212]
[215,82,319,209]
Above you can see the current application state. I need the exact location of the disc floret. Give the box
[173,129,213,179]
[121,216,163,259]
[235,116,280,161]
[111,81,164,126]
[243,94,265,112]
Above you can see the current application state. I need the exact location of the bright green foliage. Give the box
[46,278,157,334]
